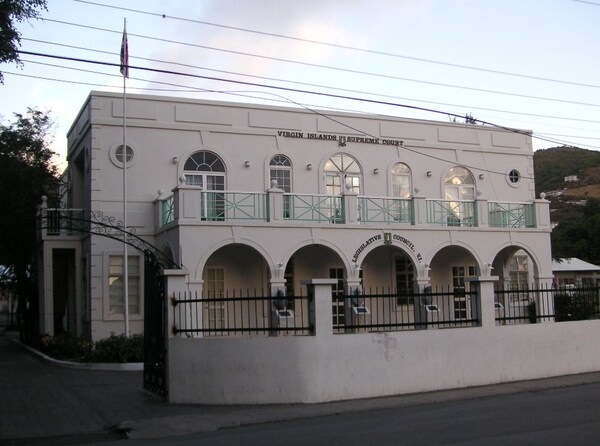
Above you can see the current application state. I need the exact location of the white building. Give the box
[552,257,600,287]
[38,91,553,341]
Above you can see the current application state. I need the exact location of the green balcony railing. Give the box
[201,191,268,221]
[426,199,477,227]
[161,195,175,226]
[488,202,536,228]
[285,194,344,223]
[358,196,413,224]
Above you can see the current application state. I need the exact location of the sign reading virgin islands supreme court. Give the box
[353,233,423,264]
[277,131,403,146]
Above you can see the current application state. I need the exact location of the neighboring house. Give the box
[552,257,600,287]
[37,91,553,341]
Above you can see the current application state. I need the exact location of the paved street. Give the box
[122,382,600,446]
[1,329,600,444]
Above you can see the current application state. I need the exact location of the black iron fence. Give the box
[171,290,312,337]
[170,287,481,337]
[169,285,600,337]
[335,287,480,333]
[494,284,600,324]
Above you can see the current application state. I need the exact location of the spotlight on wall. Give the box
[306,163,312,170]
[244,160,250,167]
[426,171,432,177]
[373,168,379,174]
[172,156,178,164]
[479,174,484,180]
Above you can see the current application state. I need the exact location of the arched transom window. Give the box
[324,153,361,195]
[184,151,226,190]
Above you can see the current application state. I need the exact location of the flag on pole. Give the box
[120,23,129,78]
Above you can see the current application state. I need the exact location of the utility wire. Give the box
[21,37,600,127]
[74,0,600,90]
[35,17,600,109]
[17,49,589,151]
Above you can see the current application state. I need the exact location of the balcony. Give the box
[154,186,550,232]
[488,202,536,228]
[41,208,86,237]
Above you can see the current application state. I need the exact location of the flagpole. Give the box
[121,18,129,337]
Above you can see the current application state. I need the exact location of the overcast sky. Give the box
[2,0,600,170]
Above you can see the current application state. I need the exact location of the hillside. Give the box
[534,146,600,199]
[533,146,600,226]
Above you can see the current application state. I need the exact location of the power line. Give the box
[74,0,600,90]
[36,17,600,109]
[8,63,596,180]
[21,37,600,127]
[17,49,587,151]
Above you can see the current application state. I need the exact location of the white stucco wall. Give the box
[166,281,600,404]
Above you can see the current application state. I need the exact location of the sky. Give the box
[1,0,600,171]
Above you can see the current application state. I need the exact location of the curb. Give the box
[9,334,143,371]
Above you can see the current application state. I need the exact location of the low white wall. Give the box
[168,321,600,404]
[166,280,600,404]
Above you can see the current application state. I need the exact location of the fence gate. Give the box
[143,251,168,398]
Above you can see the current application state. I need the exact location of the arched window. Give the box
[184,151,226,220]
[391,162,412,198]
[443,166,475,226]
[269,155,292,192]
[183,151,226,190]
[443,166,475,201]
[324,153,361,195]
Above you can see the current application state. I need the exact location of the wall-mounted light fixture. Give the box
[373,168,379,174]
[172,157,178,164]
[479,174,484,179]
[426,171,432,177]
[307,163,312,170]
[244,160,250,167]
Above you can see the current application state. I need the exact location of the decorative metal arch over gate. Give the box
[40,208,178,398]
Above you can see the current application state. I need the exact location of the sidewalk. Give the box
[2,330,600,444]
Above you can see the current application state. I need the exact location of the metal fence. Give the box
[494,284,600,324]
[335,287,480,333]
[45,209,85,235]
[170,287,481,337]
[171,290,312,337]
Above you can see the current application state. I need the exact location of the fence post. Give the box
[343,189,358,223]
[412,196,427,225]
[301,279,336,336]
[163,269,190,339]
[467,275,498,327]
[267,183,284,222]
[476,199,489,228]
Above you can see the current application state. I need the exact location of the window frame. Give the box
[103,252,144,321]
[109,144,135,168]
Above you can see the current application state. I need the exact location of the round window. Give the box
[110,144,135,168]
[508,169,520,184]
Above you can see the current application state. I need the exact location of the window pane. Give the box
[185,175,203,187]
[108,255,141,315]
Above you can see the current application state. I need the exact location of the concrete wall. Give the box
[166,280,600,404]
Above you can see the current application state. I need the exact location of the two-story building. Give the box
[38,91,552,341]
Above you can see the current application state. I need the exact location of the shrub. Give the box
[87,333,144,363]
[35,332,143,363]
[37,332,92,361]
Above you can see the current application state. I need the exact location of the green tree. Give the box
[0,0,48,83]
[551,198,600,265]
[0,109,59,338]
